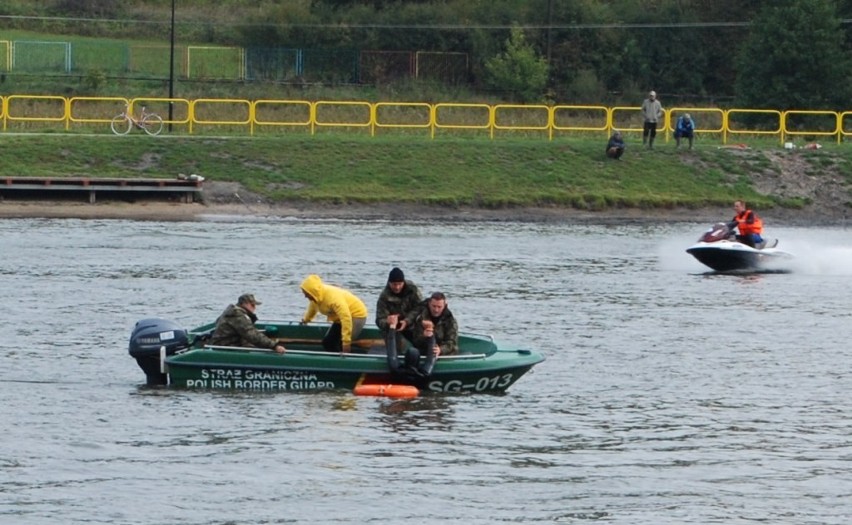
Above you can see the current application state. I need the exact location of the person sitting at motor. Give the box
[209,293,286,353]
[605,130,625,160]
[674,113,696,149]
[727,199,764,248]
[376,267,422,358]
[401,292,459,376]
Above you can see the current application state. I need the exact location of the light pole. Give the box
[546,0,553,64]
[168,0,175,131]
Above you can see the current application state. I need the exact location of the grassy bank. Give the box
[1,133,850,212]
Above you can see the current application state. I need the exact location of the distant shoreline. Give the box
[0,199,846,227]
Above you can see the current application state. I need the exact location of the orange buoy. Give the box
[353,384,419,398]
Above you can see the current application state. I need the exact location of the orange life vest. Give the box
[734,210,763,235]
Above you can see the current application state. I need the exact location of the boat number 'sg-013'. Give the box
[427,373,515,393]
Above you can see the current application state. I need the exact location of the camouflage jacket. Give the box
[209,304,278,349]
[405,300,459,356]
[375,280,423,332]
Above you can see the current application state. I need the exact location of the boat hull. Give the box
[156,321,544,394]
[166,349,540,394]
[686,241,793,273]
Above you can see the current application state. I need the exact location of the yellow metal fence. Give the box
[0,95,850,144]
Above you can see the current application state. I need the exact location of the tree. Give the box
[735,0,852,110]
[50,0,125,18]
[484,26,549,102]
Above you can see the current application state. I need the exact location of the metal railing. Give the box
[1,94,850,144]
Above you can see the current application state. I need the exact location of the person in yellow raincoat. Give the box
[300,274,368,353]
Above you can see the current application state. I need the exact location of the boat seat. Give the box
[366,345,388,356]
[757,238,779,250]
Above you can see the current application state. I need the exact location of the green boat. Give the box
[128,318,545,394]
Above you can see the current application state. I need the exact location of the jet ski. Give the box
[686,222,794,273]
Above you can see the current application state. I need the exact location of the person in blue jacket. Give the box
[674,113,696,149]
[605,130,625,160]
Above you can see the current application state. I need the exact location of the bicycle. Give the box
[110,103,164,136]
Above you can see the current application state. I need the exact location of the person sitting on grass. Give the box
[605,130,626,160]
[674,113,696,149]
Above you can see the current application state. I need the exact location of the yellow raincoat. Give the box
[300,274,368,345]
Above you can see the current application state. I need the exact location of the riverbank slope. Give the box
[0,134,849,224]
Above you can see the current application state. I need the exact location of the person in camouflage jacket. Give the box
[404,292,459,357]
[210,293,286,353]
[375,267,422,341]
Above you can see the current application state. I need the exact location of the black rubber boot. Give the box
[418,336,438,376]
[385,331,400,372]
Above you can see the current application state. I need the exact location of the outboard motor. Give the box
[128,318,190,386]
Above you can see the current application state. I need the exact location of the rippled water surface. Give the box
[1,217,851,524]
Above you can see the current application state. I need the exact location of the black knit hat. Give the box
[388,267,405,282]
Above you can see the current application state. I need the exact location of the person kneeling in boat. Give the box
[727,199,765,248]
[376,267,423,348]
[210,293,286,353]
[399,292,459,375]
[300,274,368,354]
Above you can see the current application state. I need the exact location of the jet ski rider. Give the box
[728,200,764,248]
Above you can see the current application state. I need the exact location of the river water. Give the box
[1,216,851,525]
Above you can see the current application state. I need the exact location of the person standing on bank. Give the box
[210,293,286,353]
[376,267,422,343]
[605,130,626,160]
[300,274,368,353]
[674,112,696,149]
[641,90,664,149]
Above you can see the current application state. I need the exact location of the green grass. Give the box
[3,133,850,211]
